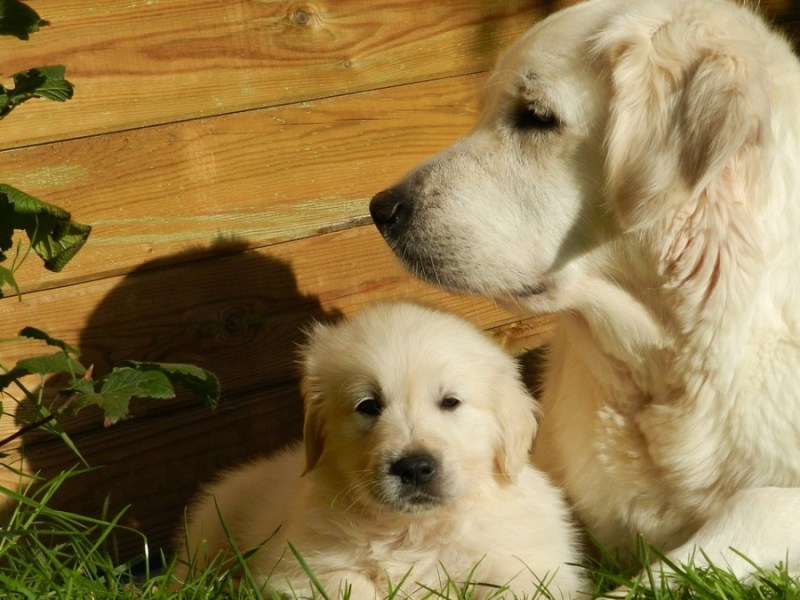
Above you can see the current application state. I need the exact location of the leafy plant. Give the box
[0,0,46,40]
[0,326,220,461]
[0,64,73,119]
[0,184,91,295]
[1,1,84,295]
[0,4,223,590]
[0,0,220,452]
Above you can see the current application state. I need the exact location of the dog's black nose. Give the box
[390,452,437,487]
[370,186,412,234]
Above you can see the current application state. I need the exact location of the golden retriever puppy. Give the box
[176,303,585,598]
[370,0,800,582]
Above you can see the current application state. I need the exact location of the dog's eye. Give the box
[355,397,383,417]
[513,103,559,131]
[439,396,462,411]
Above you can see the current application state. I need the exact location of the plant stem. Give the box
[0,413,55,450]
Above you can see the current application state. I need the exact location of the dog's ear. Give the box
[300,323,328,475]
[494,373,539,482]
[598,7,770,231]
[300,373,326,474]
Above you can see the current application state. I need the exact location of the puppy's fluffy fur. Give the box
[371,0,800,579]
[176,303,584,598]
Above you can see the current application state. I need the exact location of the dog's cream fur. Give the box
[176,303,584,598]
[370,0,800,579]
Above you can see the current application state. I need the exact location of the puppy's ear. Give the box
[494,373,539,482]
[598,8,770,230]
[300,374,325,475]
[300,323,327,475]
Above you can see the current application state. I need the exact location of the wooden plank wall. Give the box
[1,0,798,562]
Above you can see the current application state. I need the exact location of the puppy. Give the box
[176,302,585,598]
[370,0,800,581]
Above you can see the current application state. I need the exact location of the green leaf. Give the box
[0,0,47,40]
[16,352,85,377]
[0,350,86,390]
[69,367,176,426]
[31,216,92,272]
[0,65,73,120]
[12,66,73,102]
[0,184,91,273]
[63,362,219,425]
[124,360,221,409]
[0,265,19,297]
[67,378,94,396]
[18,326,79,355]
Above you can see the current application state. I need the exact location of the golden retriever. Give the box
[370,0,800,581]
[176,303,585,598]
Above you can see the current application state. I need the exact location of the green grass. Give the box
[1,468,798,599]
[585,538,800,600]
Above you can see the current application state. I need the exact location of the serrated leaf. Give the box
[0,184,69,218]
[0,350,86,390]
[12,66,72,102]
[0,184,91,273]
[67,378,94,396]
[0,0,47,40]
[93,368,175,425]
[124,360,221,409]
[0,65,73,120]
[0,265,19,298]
[16,351,85,377]
[18,326,79,355]
[31,216,92,271]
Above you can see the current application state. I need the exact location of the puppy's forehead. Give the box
[309,305,503,394]
[355,306,492,365]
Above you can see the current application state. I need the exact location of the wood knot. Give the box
[293,8,310,25]
[220,306,261,341]
[291,3,322,27]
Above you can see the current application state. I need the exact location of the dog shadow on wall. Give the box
[20,240,341,563]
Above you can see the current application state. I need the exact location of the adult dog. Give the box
[370,0,800,580]
[176,303,584,598]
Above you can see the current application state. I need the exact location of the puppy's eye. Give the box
[513,103,559,131]
[355,397,383,417]
[439,396,461,411]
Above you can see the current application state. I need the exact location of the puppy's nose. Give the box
[370,185,412,235]
[390,452,437,487]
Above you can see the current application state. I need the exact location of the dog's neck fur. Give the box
[537,151,800,551]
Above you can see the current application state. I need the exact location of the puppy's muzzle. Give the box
[370,184,412,239]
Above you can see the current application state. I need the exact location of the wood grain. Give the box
[4,381,307,563]
[1,0,798,566]
[0,0,556,149]
[1,1,794,151]
[0,224,558,561]
[0,225,560,445]
[1,72,482,295]
[2,310,557,563]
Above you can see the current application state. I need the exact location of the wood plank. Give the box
[3,310,557,563]
[8,382,307,564]
[4,10,799,295]
[2,72,482,295]
[0,0,555,149]
[2,1,795,149]
[0,225,560,445]
[1,0,794,564]
[0,230,557,562]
